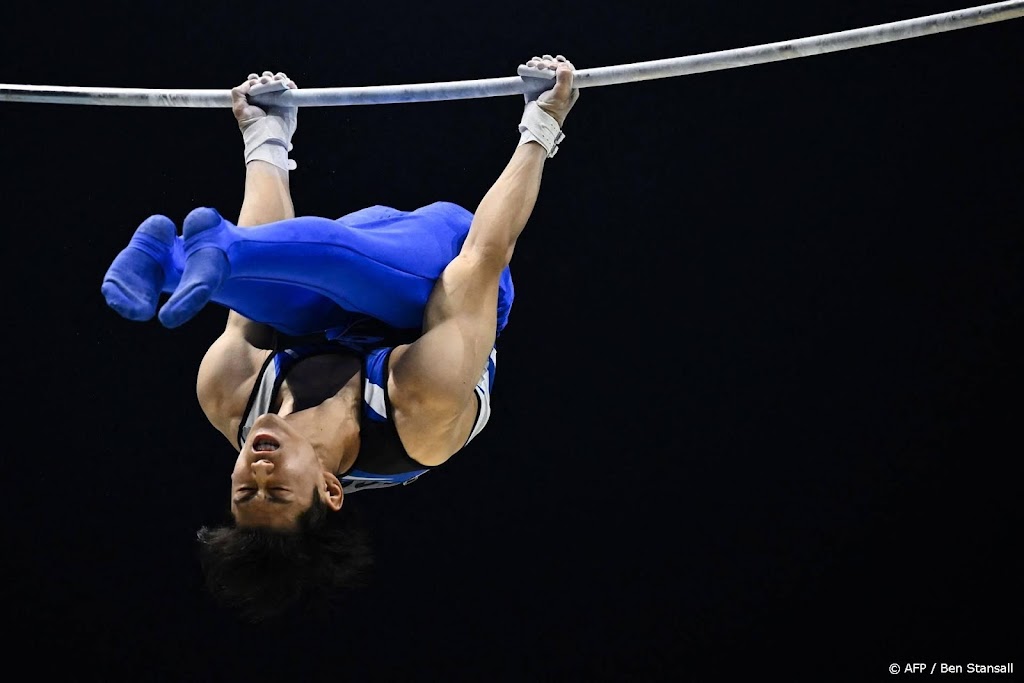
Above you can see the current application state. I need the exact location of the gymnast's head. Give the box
[195,413,373,621]
[226,412,345,528]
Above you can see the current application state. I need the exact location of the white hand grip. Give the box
[517,64,557,80]
[248,80,290,96]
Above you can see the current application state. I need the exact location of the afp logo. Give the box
[889,663,931,674]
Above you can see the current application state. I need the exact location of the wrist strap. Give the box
[517,101,565,158]
[241,117,296,171]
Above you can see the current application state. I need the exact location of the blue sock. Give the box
[100,214,184,321]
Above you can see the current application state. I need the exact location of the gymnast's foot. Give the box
[101,214,182,321]
[157,207,230,328]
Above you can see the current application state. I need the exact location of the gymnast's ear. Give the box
[322,473,344,512]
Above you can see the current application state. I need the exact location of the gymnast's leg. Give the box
[104,202,514,335]
[100,213,340,332]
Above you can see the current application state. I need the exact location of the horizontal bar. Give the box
[1,1,1020,108]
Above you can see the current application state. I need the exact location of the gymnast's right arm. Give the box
[196,71,299,442]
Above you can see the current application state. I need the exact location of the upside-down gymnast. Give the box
[101,55,579,621]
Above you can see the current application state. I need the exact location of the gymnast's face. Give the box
[229,413,340,530]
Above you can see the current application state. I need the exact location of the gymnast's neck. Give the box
[275,354,363,475]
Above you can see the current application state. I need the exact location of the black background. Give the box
[3,1,1020,680]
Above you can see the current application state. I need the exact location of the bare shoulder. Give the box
[196,314,275,443]
[386,343,482,467]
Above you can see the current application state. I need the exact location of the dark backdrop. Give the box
[3,1,1020,680]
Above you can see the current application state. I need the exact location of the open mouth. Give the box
[251,434,280,452]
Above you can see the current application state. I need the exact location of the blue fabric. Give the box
[102,202,514,336]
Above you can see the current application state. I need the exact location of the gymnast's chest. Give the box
[275,353,362,412]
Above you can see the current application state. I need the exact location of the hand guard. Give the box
[242,79,298,171]
[516,64,565,158]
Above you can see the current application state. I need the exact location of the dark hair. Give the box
[196,488,374,622]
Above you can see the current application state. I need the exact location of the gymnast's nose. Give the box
[251,459,274,481]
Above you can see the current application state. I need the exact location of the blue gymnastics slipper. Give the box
[101,214,181,321]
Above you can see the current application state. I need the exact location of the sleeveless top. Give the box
[238,340,497,493]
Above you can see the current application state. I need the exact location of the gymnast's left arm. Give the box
[233,71,297,230]
[223,70,298,338]
[195,71,300,435]
[208,69,299,341]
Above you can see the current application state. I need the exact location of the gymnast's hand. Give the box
[234,71,299,170]
[523,54,579,128]
[232,71,297,131]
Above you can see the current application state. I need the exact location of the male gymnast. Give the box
[101,55,579,620]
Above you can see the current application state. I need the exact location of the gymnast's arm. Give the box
[196,72,297,441]
[197,165,292,442]
[222,159,295,344]
[386,55,580,465]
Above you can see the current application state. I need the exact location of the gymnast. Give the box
[101,55,579,620]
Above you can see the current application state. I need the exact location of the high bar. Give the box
[1,1,1021,108]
